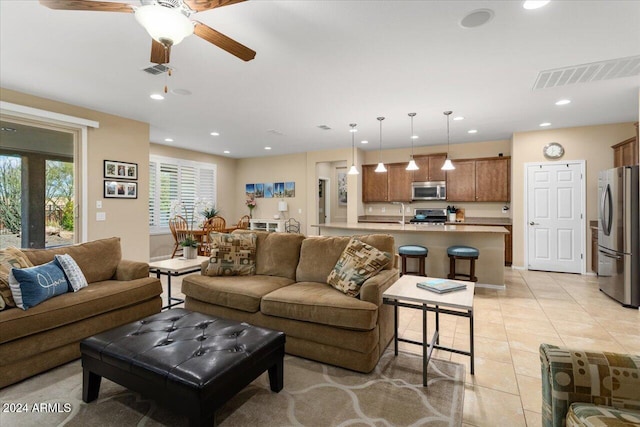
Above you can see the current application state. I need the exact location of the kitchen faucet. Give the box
[392,202,406,224]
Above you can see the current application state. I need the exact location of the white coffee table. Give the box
[382,275,475,386]
[149,256,208,309]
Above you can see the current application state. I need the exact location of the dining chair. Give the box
[236,215,251,230]
[169,215,189,258]
[201,216,227,256]
[285,218,300,233]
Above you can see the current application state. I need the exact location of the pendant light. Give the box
[406,112,419,171]
[347,123,359,175]
[441,110,455,171]
[374,116,387,173]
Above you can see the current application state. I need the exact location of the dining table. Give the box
[178,226,239,255]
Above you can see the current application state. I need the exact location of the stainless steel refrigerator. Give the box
[597,165,639,308]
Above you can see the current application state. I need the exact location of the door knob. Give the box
[529,221,538,226]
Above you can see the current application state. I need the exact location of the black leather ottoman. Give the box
[80,308,285,426]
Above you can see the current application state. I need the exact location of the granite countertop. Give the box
[314,222,510,234]
[358,215,512,226]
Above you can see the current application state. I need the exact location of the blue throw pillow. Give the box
[8,261,69,310]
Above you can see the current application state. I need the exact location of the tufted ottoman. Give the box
[80,308,285,426]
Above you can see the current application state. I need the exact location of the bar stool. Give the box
[398,245,428,277]
[447,245,479,282]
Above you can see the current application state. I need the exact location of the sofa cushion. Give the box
[204,233,256,276]
[254,232,305,280]
[296,236,350,283]
[22,237,122,283]
[181,274,295,313]
[261,282,378,331]
[0,246,34,309]
[327,237,391,297]
[567,403,640,427]
[0,277,161,344]
[9,261,69,310]
[54,254,89,292]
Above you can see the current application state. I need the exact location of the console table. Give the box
[249,218,286,232]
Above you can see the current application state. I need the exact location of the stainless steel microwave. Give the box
[411,181,446,201]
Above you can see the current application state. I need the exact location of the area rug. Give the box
[0,349,465,426]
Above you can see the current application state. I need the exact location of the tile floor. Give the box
[161,268,640,427]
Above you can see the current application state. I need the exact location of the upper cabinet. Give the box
[447,156,510,202]
[612,136,638,168]
[387,163,413,202]
[362,164,388,202]
[412,153,447,182]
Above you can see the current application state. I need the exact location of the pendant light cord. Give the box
[377,117,385,162]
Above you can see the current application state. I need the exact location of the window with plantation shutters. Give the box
[149,155,217,233]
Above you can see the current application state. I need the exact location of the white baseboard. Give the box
[476,283,506,290]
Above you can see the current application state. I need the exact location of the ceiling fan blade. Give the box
[183,0,245,13]
[193,21,256,62]
[39,0,133,13]
[150,40,171,65]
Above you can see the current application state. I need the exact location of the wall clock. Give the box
[543,142,564,159]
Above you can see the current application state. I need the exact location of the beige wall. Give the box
[236,152,308,232]
[1,88,151,262]
[149,143,238,259]
[511,122,636,269]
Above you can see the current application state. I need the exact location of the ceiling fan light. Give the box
[406,159,419,171]
[135,5,193,46]
[375,162,387,173]
[441,158,455,171]
[348,164,359,175]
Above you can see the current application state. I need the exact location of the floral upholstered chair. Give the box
[540,343,640,427]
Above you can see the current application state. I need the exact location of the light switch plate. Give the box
[96,212,106,221]
[381,207,385,213]
[298,208,302,214]
[96,200,102,209]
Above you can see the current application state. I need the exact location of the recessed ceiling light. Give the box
[460,9,494,29]
[164,138,174,142]
[468,129,478,134]
[539,122,552,127]
[150,94,164,100]
[223,150,230,154]
[210,132,220,136]
[555,99,571,105]
[361,140,369,144]
[523,1,550,10]
[264,146,272,150]
[453,116,465,121]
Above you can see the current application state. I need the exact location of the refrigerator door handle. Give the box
[600,183,613,236]
[599,250,622,260]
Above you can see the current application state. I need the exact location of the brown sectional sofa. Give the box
[182,232,399,373]
[0,237,162,388]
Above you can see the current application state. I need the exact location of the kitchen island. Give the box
[313,222,509,287]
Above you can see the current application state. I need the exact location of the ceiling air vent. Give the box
[142,64,171,75]
[317,125,332,130]
[533,55,640,90]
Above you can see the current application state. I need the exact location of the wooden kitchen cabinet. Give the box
[445,160,476,201]
[612,136,638,167]
[412,153,447,182]
[362,164,388,202]
[447,157,510,202]
[475,157,510,201]
[387,163,413,201]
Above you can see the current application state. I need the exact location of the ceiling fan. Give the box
[39,0,256,65]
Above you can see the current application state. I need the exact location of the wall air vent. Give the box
[533,55,640,90]
[317,125,332,130]
[142,64,171,75]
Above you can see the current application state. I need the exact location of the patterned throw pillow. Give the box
[327,237,391,297]
[54,254,88,292]
[9,261,69,310]
[0,246,34,309]
[204,233,257,277]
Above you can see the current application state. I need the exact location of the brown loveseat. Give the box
[0,237,162,388]
[182,232,399,373]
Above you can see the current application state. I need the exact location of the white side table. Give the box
[383,275,475,386]
[149,256,208,309]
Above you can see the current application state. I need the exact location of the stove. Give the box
[409,208,447,224]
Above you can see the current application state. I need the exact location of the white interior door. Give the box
[526,162,584,273]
